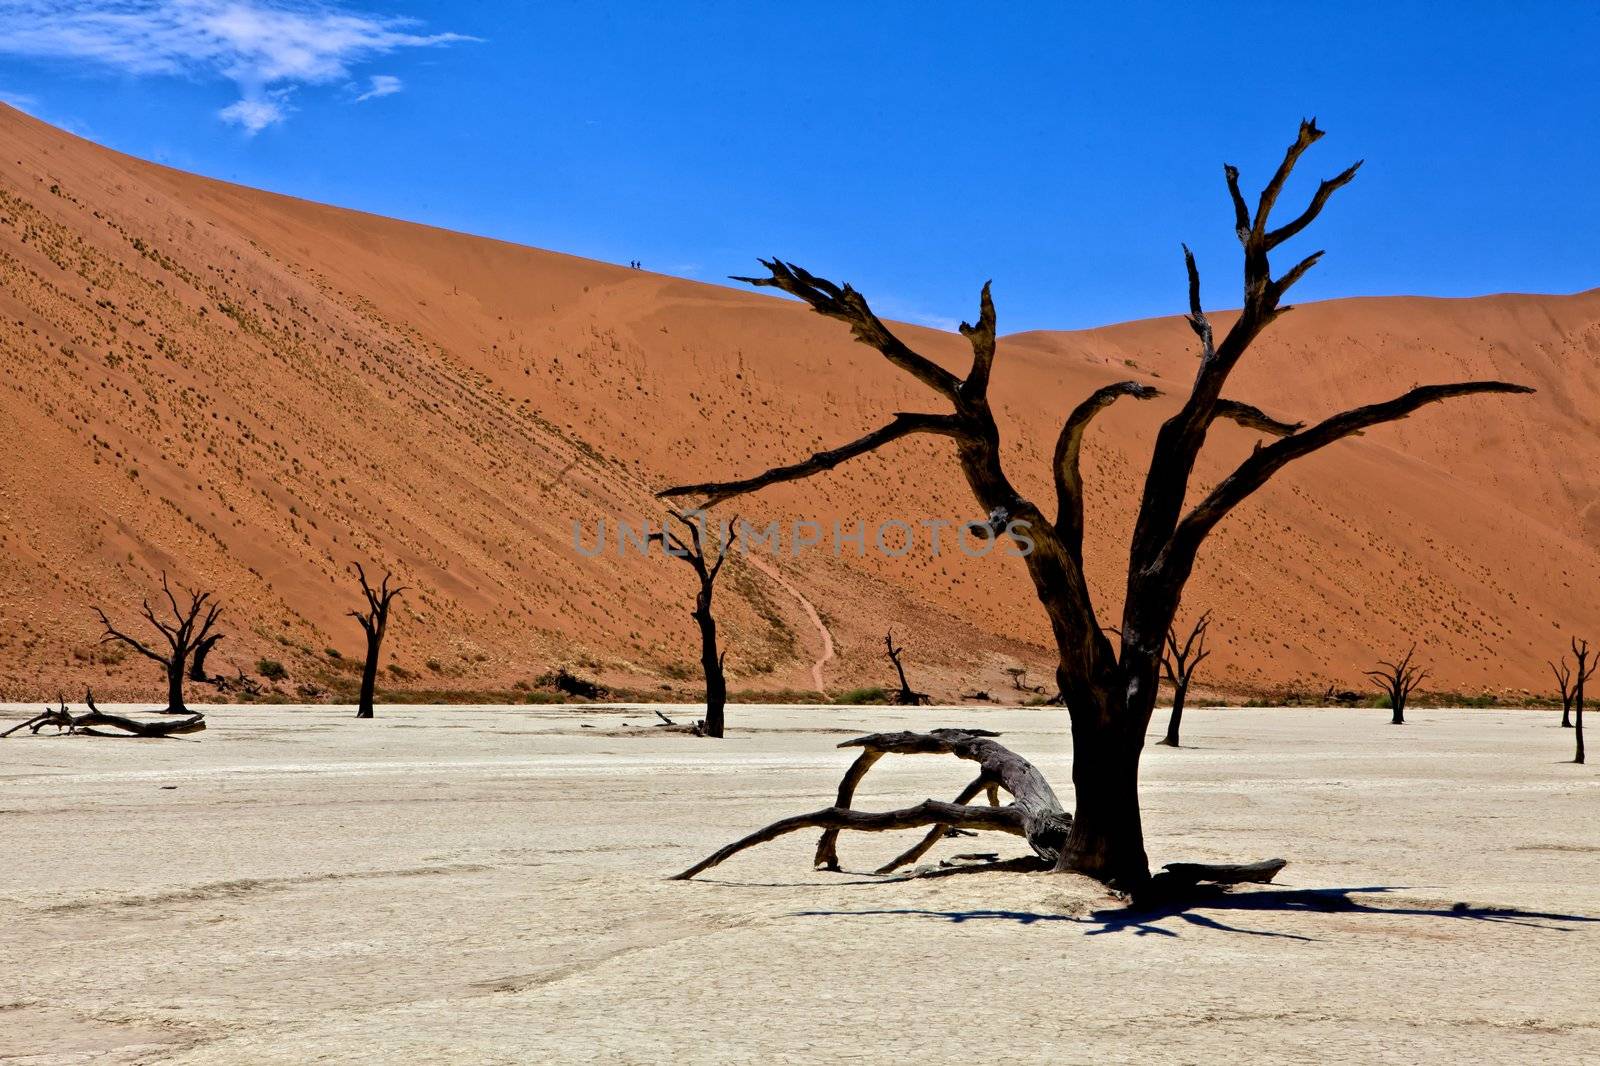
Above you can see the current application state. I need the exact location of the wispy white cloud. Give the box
[354,72,399,102]
[870,295,961,333]
[0,1,473,132]
[0,88,38,111]
[218,92,287,131]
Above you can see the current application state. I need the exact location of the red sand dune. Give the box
[1,103,1596,703]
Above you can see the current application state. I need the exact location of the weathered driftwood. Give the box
[680,729,1065,881]
[2,691,205,739]
[676,729,1285,898]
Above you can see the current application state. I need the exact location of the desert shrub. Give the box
[535,667,605,699]
[257,658,288,681]
[836,686,888,705]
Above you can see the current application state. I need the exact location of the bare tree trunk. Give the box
[188,634,222,683]
[357,632,380,719]
[1574,638,1591,765]
[1163,682,1188,746]
[350,563,405,721]
[166,657,188,715]
[696,591,726,739]
[1158,611,1209,747]
[1055,667,1151,885]
[651,510,734,738]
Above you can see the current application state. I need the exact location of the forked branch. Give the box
[731,258,963,398]
[1163,380,1536,579]
[659,412,966,506]
[1054,381,1161,552]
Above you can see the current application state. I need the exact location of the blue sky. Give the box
[1,2,1596,332]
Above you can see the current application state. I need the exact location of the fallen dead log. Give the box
[1,691,205,739]
[677,728,1068,880]
[673,728,1284,896]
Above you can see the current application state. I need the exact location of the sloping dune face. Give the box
[0,103,1595,701]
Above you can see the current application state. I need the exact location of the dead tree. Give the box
[1158,611,1211,747]
[350,563,405,720]
[660,121,1533,888]
[884,631,932,705]
[650,511,735,738]
[2,690,205,739]
[677,728,1286,899]
[94,573,222,715]
[1550,651,1590,729]
[1365,645,1426,725]
[189,632,224,683]
[1572,637,1594,765]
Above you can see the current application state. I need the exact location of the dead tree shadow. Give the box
[795,885,1599,941]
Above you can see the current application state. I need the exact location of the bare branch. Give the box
[1223,164,1251,241]
[1164,380,1535,577]
[1213,399,1303,437]
[93,607,168,664]
[1253,118,1326,238]
[732,258,963,399]
[1053,381,1161,553]
[1269,248,1326,304]
[658,412,967,507]
[1181,244,1215,360]
[1266,159,1364,250]
[960,281,997,398]
[672,799,1024,880]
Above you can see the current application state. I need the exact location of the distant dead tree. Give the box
[188,632,225,683]
[350,563,405,720]
[1003,665,1043,694]
[884,631,932,705]
[661,121,1532,889]
[1158,611,1211,747]
[2,690,204,739]
[650,510,734,738]
[1570,637,1593,765]
[1365,645,1426,725]
[1549,651,1591,729]
[94,573,221,715]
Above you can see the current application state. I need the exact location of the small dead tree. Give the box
[1571,637,1594,765]
[1550,652,1588,729]
[660,121,1532,887]
[883,631,932,705]
[650,510,734,738]
[350,563,405,720]
[189,632,225,683]
[1366,645,1426,725]
[94,573,222,715]
[1158,611,1211,747]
